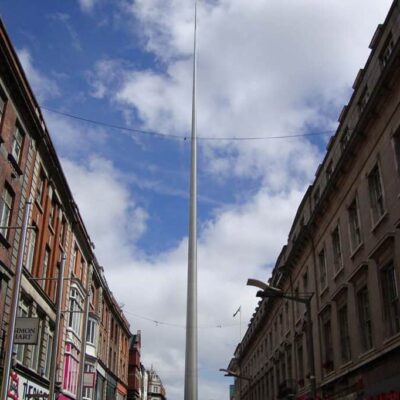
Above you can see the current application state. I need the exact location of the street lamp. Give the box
[219,368,251,382]
[220,368,252,400]
[246,279,317,400]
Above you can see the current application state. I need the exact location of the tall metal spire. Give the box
[184,1,198,399]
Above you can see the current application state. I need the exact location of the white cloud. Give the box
[61,152,307,399]
[17,48,60,102]
[90,0,392,186]
[17,0,394,398]
[80,1,394,398]
[78,0,98,13]
[61,156,148,267]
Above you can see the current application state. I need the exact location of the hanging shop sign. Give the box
[83,372,96,388]
[14,318,40,345]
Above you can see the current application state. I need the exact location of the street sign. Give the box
[14,318,40,344]
[83,372,96,388]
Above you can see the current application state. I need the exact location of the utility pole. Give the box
[48,254,66,400]
[184,1,198,400]
[0,201,32,400]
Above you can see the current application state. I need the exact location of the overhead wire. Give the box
[122,309,241,329]
[41,105,334,141]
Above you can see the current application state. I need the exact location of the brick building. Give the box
[128,331,142,400]
[0,17,131,400]
[228,1,400,399]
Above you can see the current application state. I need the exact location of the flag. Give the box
[233,306,241,317]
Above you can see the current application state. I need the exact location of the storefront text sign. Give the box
[14,318,39,345]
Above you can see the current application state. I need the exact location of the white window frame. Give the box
[26,226,37,273]
[11,125,23,163]
[68,286,84,336]
[0,186,13,238]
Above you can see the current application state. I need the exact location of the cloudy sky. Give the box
[0,0,394,398]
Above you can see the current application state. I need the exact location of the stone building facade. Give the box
[228,1,400,399]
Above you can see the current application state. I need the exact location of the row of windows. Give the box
[244,261,399,388]
[317,162,386,292]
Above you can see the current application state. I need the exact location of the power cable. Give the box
[123,309,241,329]
[41,105,334,141]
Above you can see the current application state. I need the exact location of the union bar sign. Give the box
[14,318,40,345]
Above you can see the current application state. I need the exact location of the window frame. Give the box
[331,225,343,274]
[348,197,362,252]
[11,124,24,164]
[380,261,400,337]
[368,163,386,225]
[356,285,373,352]
[0,185,14,240]
[318,248,328,292]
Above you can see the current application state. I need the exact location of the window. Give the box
[380,262,400,336]
[322,316,333,372]
[318,249,327,291]
[63,343,80,395]
[340,126,351,150]
[86,318,97,345]
[71,246,78,275]
[59,217,66,246]
[331,226,343,273]
[25,226,37,273]
[297,340,304,384]
[68,287,84,335]
[14,300,29,362]
[42,247,50,289]
[285,302,289,331]
[30,315,43,371]
[348,198,362,250]
[44,326,54,377]
[321,308,333,373]
[357,286,373,351]
[358,86,370,113]
[326,161,333,181]
[294,286,300,318]
[49,199,56,228]
[0,186,13,239]
[368,165,385,223]
[380,33,394,68]
[286,347,292,379]
[313,186,320,206]
[83,363,95,400]
[36,173,45,205]
[11,125,23,163]
[338,304,351,363]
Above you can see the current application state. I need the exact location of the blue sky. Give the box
[0,0,394,398]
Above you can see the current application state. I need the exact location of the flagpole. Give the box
[184,1,198,400]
